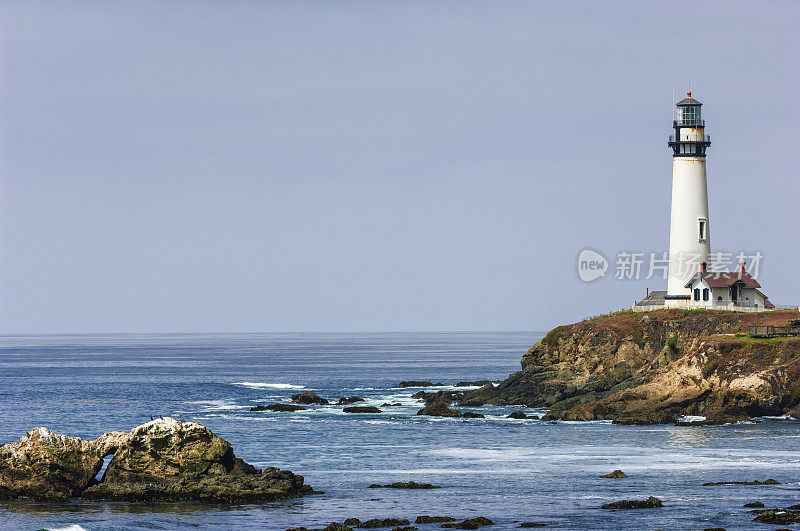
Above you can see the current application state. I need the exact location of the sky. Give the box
[0,1,798,333]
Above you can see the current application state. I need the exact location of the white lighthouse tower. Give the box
[665,92,712,307]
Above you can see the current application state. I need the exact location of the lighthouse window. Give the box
[698,219,707,240]
[678,105,702,126]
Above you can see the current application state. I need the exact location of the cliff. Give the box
[462,309,800,424]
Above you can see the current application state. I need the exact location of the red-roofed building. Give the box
[683,262,772,310]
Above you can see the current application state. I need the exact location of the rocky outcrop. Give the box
[1,418,315,502]
[0,427,127,501]
[442,517,494,529]
[416,401,462,417]
[600,470,627,478]
[398,381,443,388]
[462,309,800,423]
[412,390,467,405]
[292,391,329,405]
[338,396,365,405]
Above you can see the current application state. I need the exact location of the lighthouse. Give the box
[665,92,712,307]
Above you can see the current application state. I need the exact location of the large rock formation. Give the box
[1,418,315,502]
[0,427,127,501]
[461,309,800,423]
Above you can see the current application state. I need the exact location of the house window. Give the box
[703,288,709,301]
[694,288,700,301]
[698,218,707,241]
[717,296,723,301]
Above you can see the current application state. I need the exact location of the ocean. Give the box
[1,332,799,530]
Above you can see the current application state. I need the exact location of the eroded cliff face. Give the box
[462,309,800,423]
[0,418,315,502]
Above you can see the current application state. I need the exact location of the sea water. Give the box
[1,332,799,530]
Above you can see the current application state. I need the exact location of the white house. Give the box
[683,262,773,310]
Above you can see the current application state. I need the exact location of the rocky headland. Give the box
[0,417,315,502]
[460,309,800,424]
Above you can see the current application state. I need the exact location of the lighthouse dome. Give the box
[676,91,702,106]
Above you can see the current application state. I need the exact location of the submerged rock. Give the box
[368,481,440,489]
[743,501,765,508]
[702,479,779,486]
[398,381,443,388]
[415,516,456,523]
[600,470,627,478]
[251,404,307,412]
[441,516,494,529]
[343,406,382,413]
[601,496,663,509]
[356,518,411,528]
[292,391,329,405]
[416,401,462,418]
[0,418,316,502]
[338,396,365,405]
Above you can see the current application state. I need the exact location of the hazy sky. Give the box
[1,1,798,333]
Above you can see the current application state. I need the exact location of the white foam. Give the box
[185,400,250,412]
[678,415,707,422]
[48,526,88,531]
[231,382,306,390]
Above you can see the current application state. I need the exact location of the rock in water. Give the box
[601,497,663,509]
[507,410,529,419]
[356,518,410,528]
[82,417,314,502]
[0,418,315,502]
[338,396,365,405]
[743,501,765,508]
[416,401,462,418]
[368,481,440,489]
[462,411,485,418]
[251,404,307,412]
[414,516,456,523]
[292,391,329,405]
[441,517,494,529]
[753,508,800,524]
[600,470,628,478]
[398,381,443,388]
[343,406,382,413]
[0,427,127,501]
